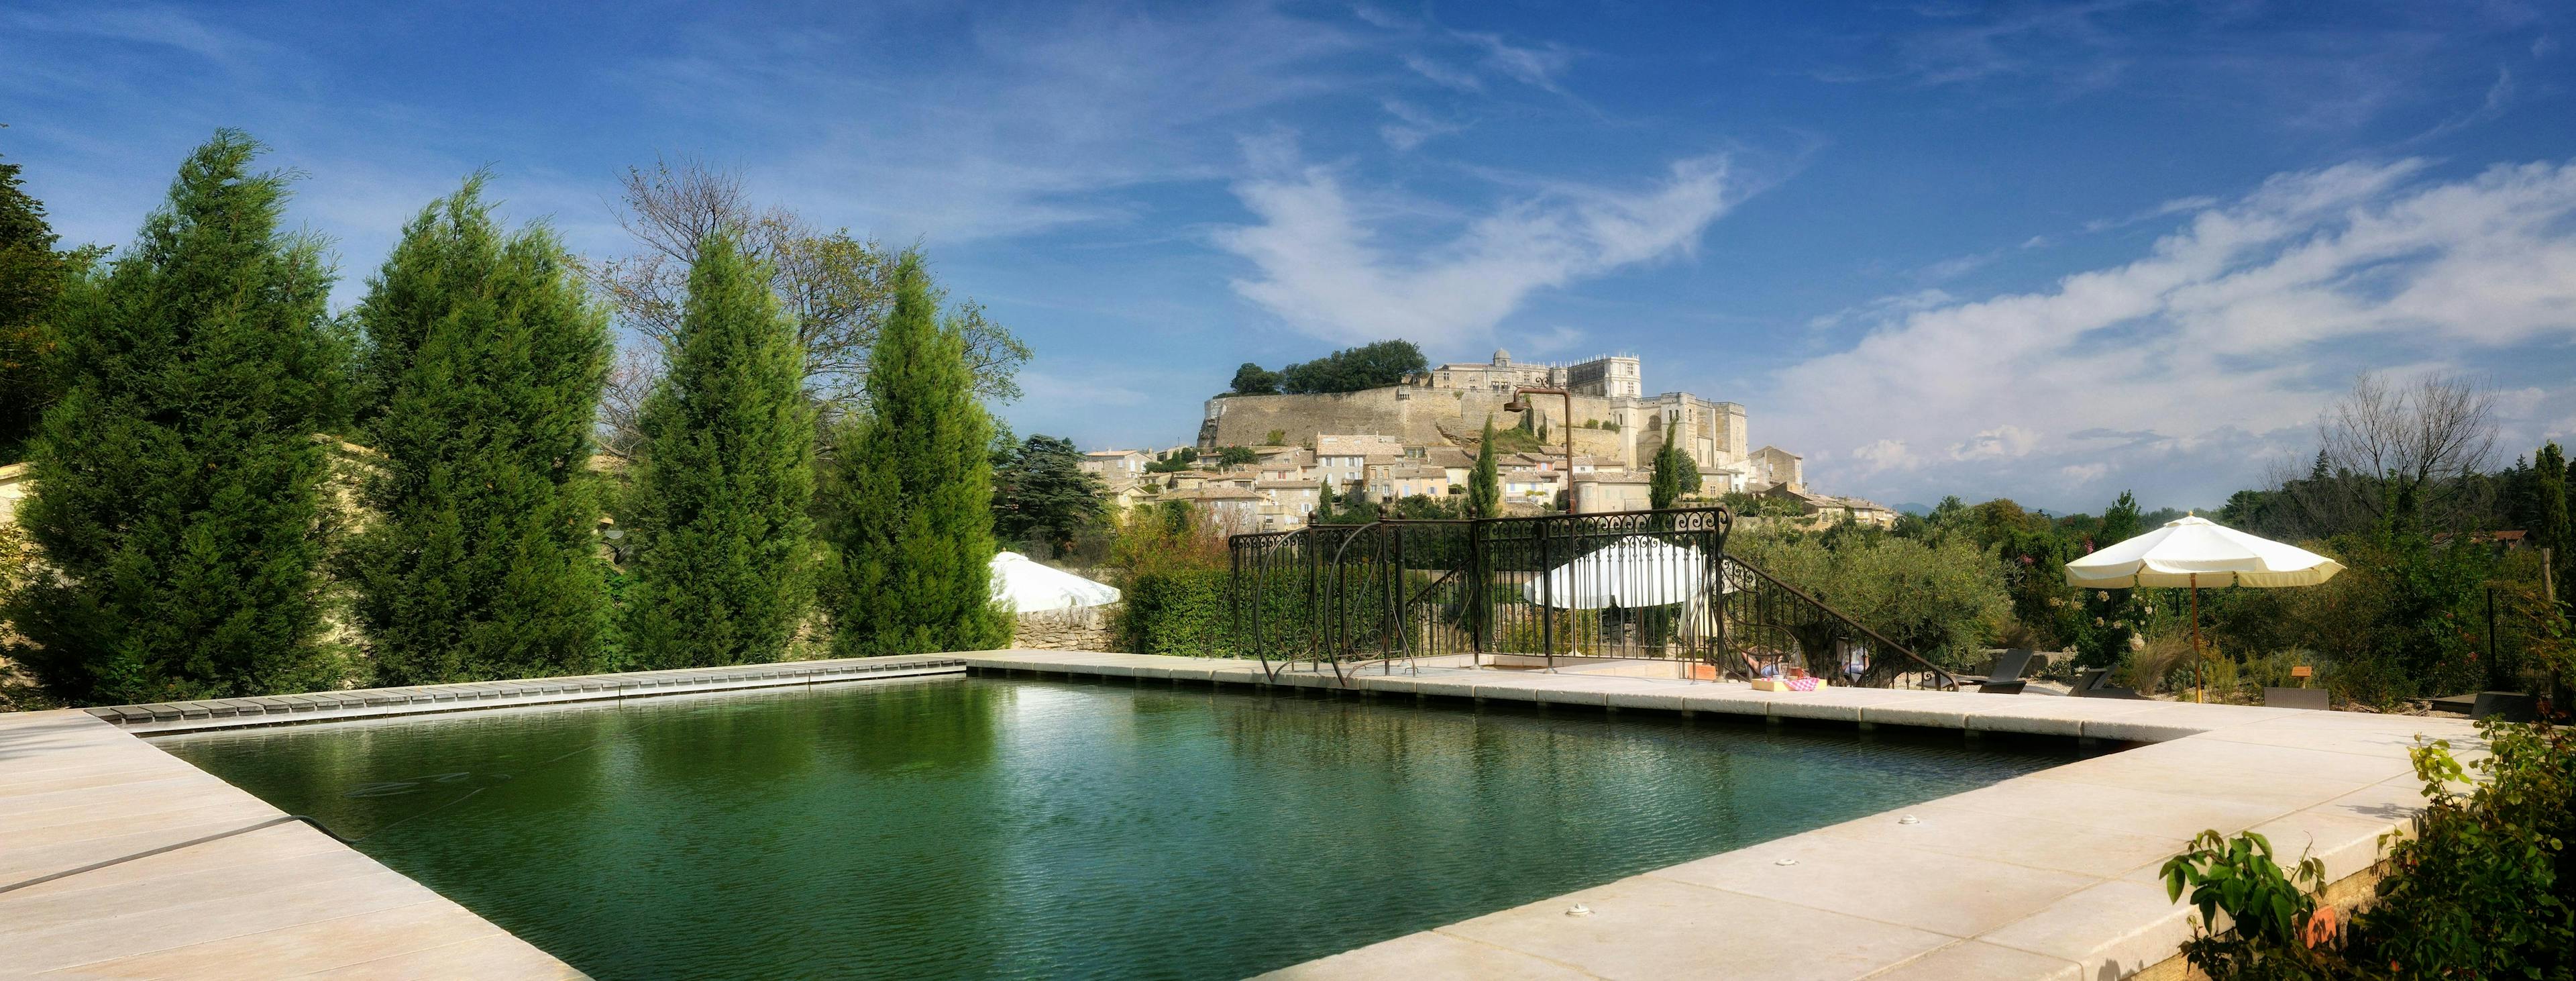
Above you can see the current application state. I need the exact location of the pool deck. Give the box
[964,650,2482,981]
[0,655,968,979]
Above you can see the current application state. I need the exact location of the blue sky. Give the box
[5,1,2574,513]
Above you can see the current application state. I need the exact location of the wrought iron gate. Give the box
[1225,507,1958,690]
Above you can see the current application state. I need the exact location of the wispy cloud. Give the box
[1400,52,1484,93]
[1216,147,1737,346]
[2410,66,2516,143]
[2082,195,2220,234]
[1768,157,2576,507]
[1377,98,1463,151]
[1456,31,1574,93]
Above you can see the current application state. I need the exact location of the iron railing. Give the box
[1225,507,1959,690]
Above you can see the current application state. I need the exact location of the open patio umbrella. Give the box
[989,552,1122,613]
[1523,535,1721,609]
[2064,515,2343,701]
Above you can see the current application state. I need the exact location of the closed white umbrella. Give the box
[989,552,1121,613]
[1523,535,1719,610]
[2065,515,2343,701]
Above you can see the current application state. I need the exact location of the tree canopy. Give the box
[1226,340,1426,396]
[993,433,1107,558]
[343,178,612,684]
[619,227,816,669]
[0,152,75,464]
[6,131,351,704]
[822,254,1010,656]
[589,158,1028,456]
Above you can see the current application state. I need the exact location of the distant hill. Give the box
[1895,502,1933,517]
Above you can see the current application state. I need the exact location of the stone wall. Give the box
[1202,387,1642,466]
[1013,605,1120,652]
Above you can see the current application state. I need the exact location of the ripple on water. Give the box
[160,676,2077,980]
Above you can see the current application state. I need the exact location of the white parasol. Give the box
[2065,515,2343,701]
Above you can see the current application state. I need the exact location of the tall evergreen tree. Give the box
[991,433,1106,557]
[824,255,1009,655]
[1650,429,1686,509]
[5,132,348,704]
[344,180,612,684]
[1470,416,1502,518]
[2534,442,2570,606]
[621,229,816,668]
[0,152,73,462]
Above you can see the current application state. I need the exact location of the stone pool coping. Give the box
[78,654,967,735]
[966,650,2483,981]
[0,654,965,979]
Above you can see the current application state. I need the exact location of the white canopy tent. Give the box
[2064,515,2343,701]
[1521,535,1722,610]
[989,552,1121,613]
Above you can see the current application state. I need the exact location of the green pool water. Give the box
[159,675,2077,980]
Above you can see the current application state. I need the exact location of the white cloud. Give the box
[1949,425,2038,461]
[1216,150,1735,346]
[1850,439,1917,474]
[1767,157,2576,509]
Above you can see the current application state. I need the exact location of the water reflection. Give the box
[160,676,2071,980]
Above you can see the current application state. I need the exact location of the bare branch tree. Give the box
[596,344,659,462]
[2273,371,2499,535]
[584,156,1030,444]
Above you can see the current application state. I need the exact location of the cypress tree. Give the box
[824,254,1008,655]
[345,180,612,684]
[5,132,347,704]
[2536,442,2570,605]
[621,229,816,668]
[1470,416,1502,519]
[1650,429,1686,509]
[0,152,72,462]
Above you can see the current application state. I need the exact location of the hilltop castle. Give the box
[1197,349,1803,494]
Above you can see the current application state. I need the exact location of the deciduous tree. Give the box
[588,159,1027,454]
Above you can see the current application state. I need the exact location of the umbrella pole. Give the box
[2189,575,2203,704]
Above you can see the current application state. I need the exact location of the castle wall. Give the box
[1201,380,1752,474]
[1203,387,1639,460]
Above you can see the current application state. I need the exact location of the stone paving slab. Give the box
[80,654,967,735]
[1,653,973,978]
[0,711,582,980]
[967,650,2479,981]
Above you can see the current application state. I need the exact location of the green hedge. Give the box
[1118,569,1322,659]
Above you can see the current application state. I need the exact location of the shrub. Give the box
[2164,719,2576,980]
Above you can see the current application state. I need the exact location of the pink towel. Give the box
[1784,677,1820,692]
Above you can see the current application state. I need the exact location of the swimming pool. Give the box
[158,675,2077,979]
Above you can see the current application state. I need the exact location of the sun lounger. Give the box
[2070,667,2145,700]
[2261,686,2328,711]
[1955,649,2034,694]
